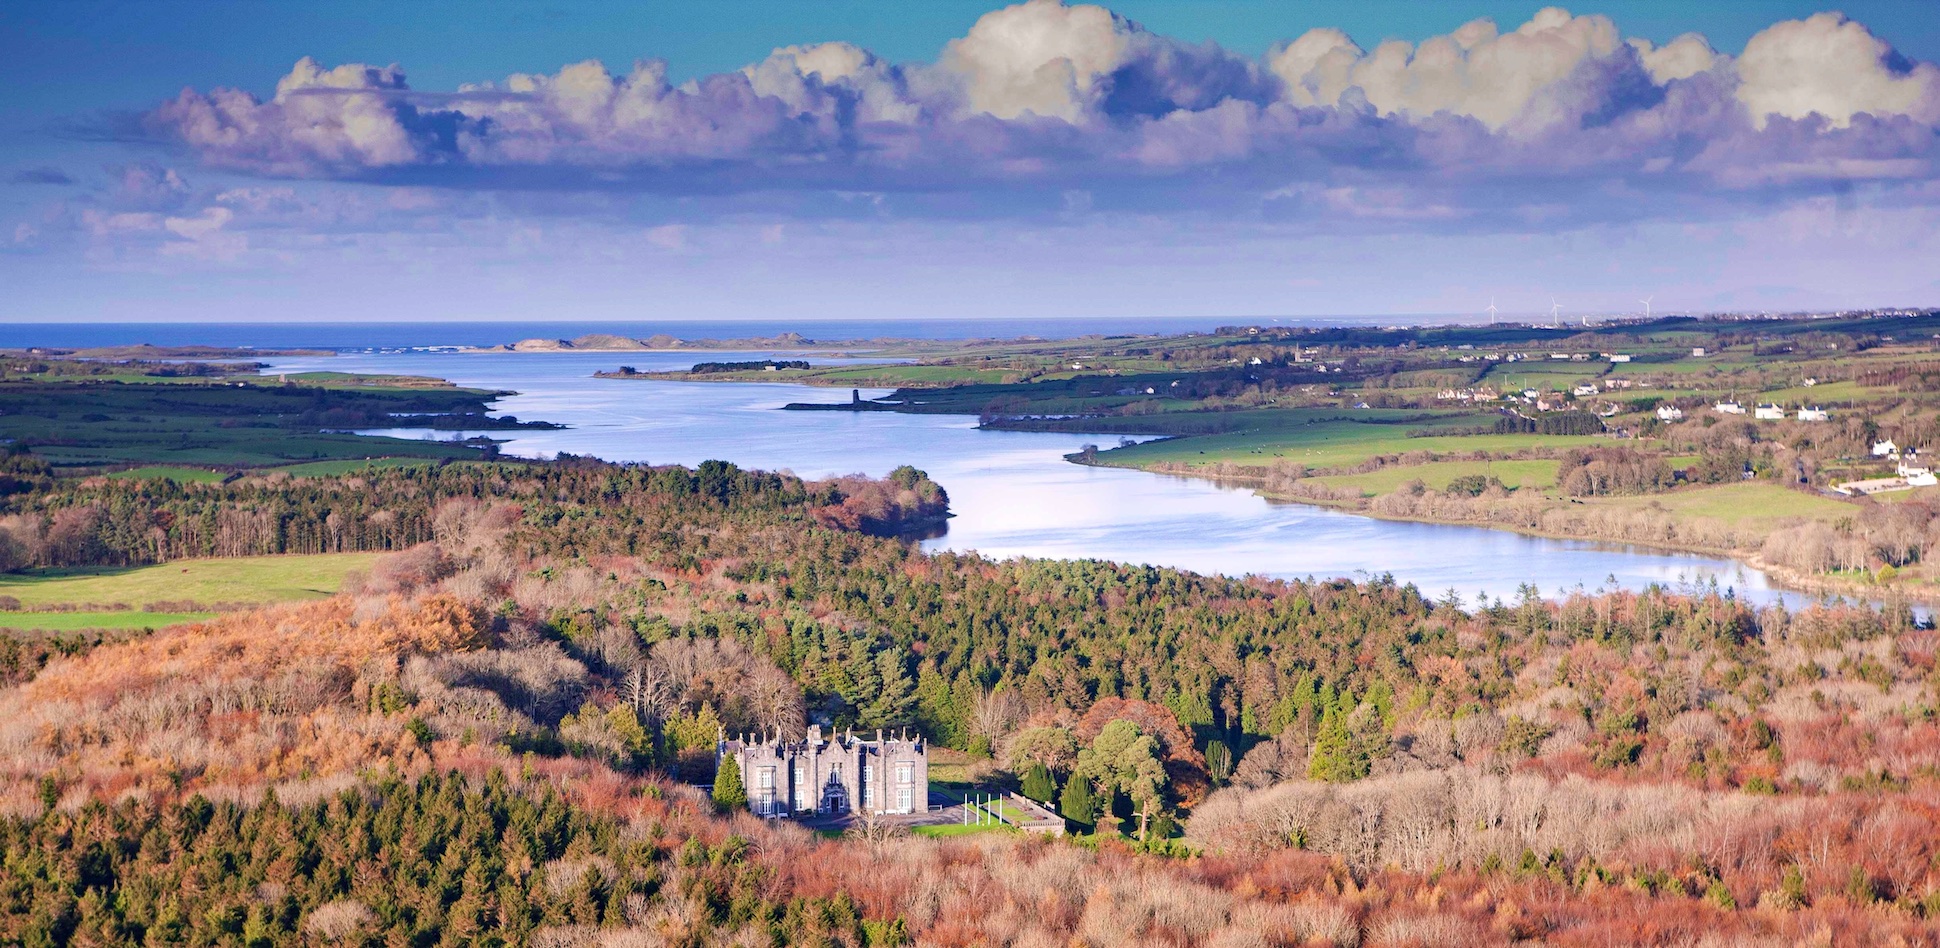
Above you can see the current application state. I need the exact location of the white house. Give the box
[1754,404,1785,420]
[1797,407,1829,422]
[1898,462,1931,479]
[1573,384,1599,397]
[1691,347,1707,357]
[1656,405,1685,421]
[1874,440,1899,457]
[1609,354,1633,363]
[1714,402,1746,415]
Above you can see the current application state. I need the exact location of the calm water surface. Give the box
[264,350,1823,610]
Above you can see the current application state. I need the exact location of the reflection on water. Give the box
[267,350,1836,610]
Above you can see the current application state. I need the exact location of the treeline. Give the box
[0,459,948,570]
[0,772,899,947]
[1493,411,1605,436]
[1556,446,1673,496]
[0,357,252,379]
[689,360,811,374]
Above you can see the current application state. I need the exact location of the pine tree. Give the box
[1059,777,1096,828]
[1205,740,1233,785]
[1020,762,1057,804]
[1308,699,1350,782]
[712,755,747,811]
[859,648,917,728]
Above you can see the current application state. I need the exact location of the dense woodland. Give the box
[0,455,947,569]
[2,452,1939,944]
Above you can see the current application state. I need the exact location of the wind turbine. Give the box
[1550,298,1562,328]
[1487,296,1498,326]
[1640,296,1653,319]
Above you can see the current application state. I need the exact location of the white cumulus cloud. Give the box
[1736,12,1940,128]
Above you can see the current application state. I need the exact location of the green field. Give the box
[0,552,381,609]
[1097,417,1597,470]
[104,466,229,483]
[25,433,481,468]
[1482,362,1607,385]
[912,822,1014,838]
[1753,381,1866,406]
[1581,482,1857,528]
[649,362,1023,388]
[263,457,445,477]
[1307,458,1560,495]
[101,457,448,481]
[0,611,213,631]
[0,378,500,467]
[267,371,465,390]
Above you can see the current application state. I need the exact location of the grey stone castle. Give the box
[718,726,928,818]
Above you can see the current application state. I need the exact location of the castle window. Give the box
[897,786,913,812]
[895,762,913,785]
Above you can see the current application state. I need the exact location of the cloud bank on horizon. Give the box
[9,1,1940,320]
[144,1,1939,214]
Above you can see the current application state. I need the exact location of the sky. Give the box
[4,0,1940,323]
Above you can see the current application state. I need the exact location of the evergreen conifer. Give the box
[713,755,747,810]
[1021,762,1058,803]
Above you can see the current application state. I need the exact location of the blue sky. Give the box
[4,0,1940,321]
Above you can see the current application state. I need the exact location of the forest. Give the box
[0,446,1937,944]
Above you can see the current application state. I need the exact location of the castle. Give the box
[718,726,928,819]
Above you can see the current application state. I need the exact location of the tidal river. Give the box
[265,349,1826,610]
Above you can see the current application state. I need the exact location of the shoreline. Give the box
[507,367,1932,608]
[1081,459,1936,605]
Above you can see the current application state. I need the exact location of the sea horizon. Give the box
[0,315,1490,351]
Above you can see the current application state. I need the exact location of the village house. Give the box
[1874,440,1899,458]
[1656,405,1685,421]
[719,726,929,819]
[1603,378,1634,390]
[1714,401,1745,415]
[1797,406,1830,422]
[1572,384,1599,397]
[1609,354,1633,363]
[1754,404,1785,420]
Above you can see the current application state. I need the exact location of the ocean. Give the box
[0,316,1423,351]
